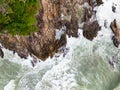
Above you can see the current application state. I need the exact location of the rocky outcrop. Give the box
[37,0,80,38]
[60,0,79,37]
[110,19,120,47]
[0,0,80,60]
[83,20,101,40]
[82,0,102,40]
[0,31,66,60]
[0,34,29,58]
[0,0,105,60]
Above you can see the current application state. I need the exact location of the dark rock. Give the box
[82,0,103,22]
[104,20,108,28]
[65,16,79,37]
[109,60,114,69]
[82,7,92,22]
[112,54,118,63]
[81,0,103,41]
[0,47,4,58]
[83,20,101,40]
[31,59,37,67]
[112,5,116,13]
[109,60,114,66]
[31,61,35,67]
[18,53,28,59]
[109,53,118,69]
[112,36,120,47]
[96,0,103,6]
[110,19,120,47]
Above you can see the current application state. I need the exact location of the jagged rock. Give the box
[0,0,69,60]
[82,7,93,22]
[110,19,120,47]
[0,34,29,59]
[65,17,79,37]
[83,20,101,40]
[0,0,102,60]
[82,0,103,23]
[82,0,103,40]
[58,0,80,37]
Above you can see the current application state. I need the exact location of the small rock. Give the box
[112,5,116,13]
[104,20,108,28]
[0,47,4,58]
[112,36,120,47]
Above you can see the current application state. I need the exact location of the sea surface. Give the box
[0,0,120,90]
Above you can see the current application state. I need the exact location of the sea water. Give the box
[0,0,120,90]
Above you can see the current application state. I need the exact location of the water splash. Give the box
[1,0,120,90]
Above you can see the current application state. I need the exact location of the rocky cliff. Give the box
[0,0,119,60]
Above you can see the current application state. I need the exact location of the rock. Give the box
[110,19,120,47]
[0,47,4,58]
[112,36,120,47]
[112,5,116,13]
[109,52,119,69]
[104,20,108,28]
[59,0,79,37]
[109,60,114,67]
[65,17,79,37]
[81,0,103,41]
[96,0,103,6]
[0,0,80,60]
[82,7,93,22]
[83,20,101,40]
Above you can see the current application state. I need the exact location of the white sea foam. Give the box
[4,80,15,90]
[3,0,120,90]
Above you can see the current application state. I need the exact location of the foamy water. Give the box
[0,0,120,90]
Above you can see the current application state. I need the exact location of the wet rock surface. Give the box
[83,20,101,40]
[82,0,102,40]
[0,47,4,58]
[110,19,120,47]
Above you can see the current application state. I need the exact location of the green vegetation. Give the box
[0,0,40,35]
